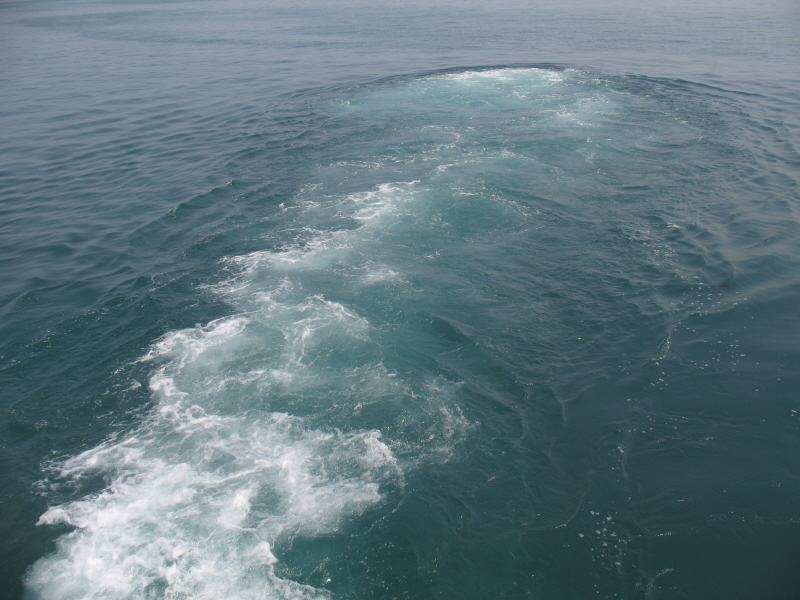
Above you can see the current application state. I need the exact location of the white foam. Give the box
[29,79,497,599]
[27,285,407,599]
[139,316,249,367]
[29,400,399,600]
[228,229,353,276]
[360,263,403,284]
[216,182,417,302]
[29,259,466,600]
[444,68,547,80]
[440,67,565,87]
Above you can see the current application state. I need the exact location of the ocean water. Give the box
[1,0,800,598]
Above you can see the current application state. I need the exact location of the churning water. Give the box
[2,1,800,599]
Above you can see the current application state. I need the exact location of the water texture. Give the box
[2,1,800,599]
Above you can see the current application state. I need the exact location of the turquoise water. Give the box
[2,1,800,598]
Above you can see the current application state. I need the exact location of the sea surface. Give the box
[2,0,800,598]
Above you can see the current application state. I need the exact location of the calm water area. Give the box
[2,0,800,598]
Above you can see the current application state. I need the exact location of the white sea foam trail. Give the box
[29,68,595,599]
[26,288,468,599]
[27,176,467,600]
[27,319,400,600]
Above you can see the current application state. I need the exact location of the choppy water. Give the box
[2,1,800,599]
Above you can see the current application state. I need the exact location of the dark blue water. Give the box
[2,0,800,598]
